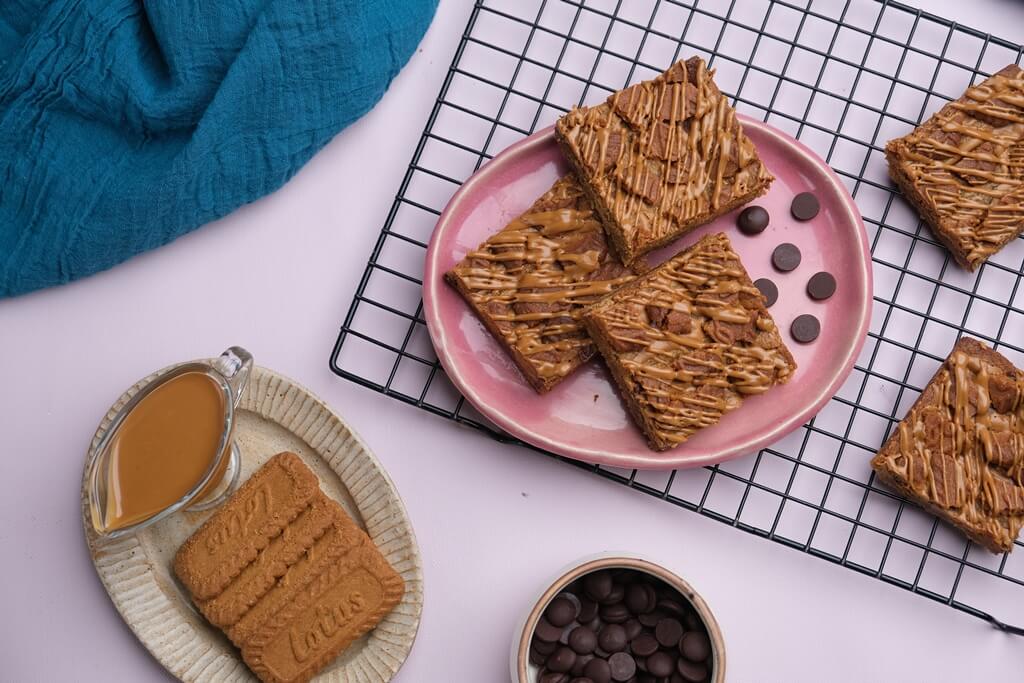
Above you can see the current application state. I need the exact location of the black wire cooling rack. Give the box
[330,0,1024,633]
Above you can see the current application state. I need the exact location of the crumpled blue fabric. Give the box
[0,0,437,297]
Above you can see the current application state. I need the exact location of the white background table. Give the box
[3,0,1024,680]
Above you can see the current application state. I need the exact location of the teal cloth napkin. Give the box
[0,0,437,297]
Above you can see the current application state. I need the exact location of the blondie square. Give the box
[556,57,774,264]
[872,338,1024,553]
[582,233,796,451]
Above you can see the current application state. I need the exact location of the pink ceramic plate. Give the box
[423,118,872,470]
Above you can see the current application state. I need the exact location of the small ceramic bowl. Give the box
[511,555,725,682]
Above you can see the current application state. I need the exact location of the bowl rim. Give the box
[512,554,726,682]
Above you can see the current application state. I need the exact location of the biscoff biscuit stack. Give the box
[174,452,404,683]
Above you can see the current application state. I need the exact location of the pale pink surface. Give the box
[425,121,870,468]
[2,2,1024,682]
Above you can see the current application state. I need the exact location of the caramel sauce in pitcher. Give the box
[100,371,227,532]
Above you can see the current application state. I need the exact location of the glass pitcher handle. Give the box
[212,346,253,408]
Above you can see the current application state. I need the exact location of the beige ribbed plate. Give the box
[81,365,423,682]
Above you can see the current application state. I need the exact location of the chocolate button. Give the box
[647,652,674,677]
[608,652,637,681]
[600,603,631,624]
[572,654,594,677]
[677,657,709,682]
[602,583,625,605]
[533,638,558,655]
[584,571,613,602]
[623,618,643,640]
[583,657,612,683]
[569,626,598,654]
[737,205,770,235]
[536,617,564,643]
[540,673,569,683]
[655,618,684,647]
[754,278,778,307]
[656,599,687,619]
[630,632,659,657]
[791,191,820,221]
[806,271,836,300]
[572,679,595,683]
[625,584,654,615]
[772,243,801,272]
[683,612,703,631]
[679,631,711,662]
[579,598,599,623]
[548,646,577,673]
[791,314,820,343]
[598,624,627,653]
[547,596,579,627]
[638,610,666,628]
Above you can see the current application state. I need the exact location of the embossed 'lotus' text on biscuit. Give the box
[204,482,272,555]
[242,545,404,683]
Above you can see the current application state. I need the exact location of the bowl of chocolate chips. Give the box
[512,556,724,683]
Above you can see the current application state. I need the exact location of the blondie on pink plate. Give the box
[423,117,872,470]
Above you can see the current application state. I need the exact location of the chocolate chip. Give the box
[608,652,637,681]
[772,243,801,272]
[677,657,709,682]
[806,271,836,300]
[572,654,594,677]
[683,612,703,631]
[536,617,564,643]
[638,610,666,628]
[623,618,643,641]
[655,618,684,647]
[791,314,820,343]
[583,657,612,683]
[548,646,577,673]
[791,192,820,221]
[584,571,613,602]
[600,603,631,624]
[533,637,558,655]
[547,596,579,627]
[656,598,687,619]
[737,205,770,235]
[602,583,625,605]
[680,631,711,662]
[647,652,675,677]
[630,633,659,657]
[569,626,598,654]
[598,624,628,653]
[579,598,600,623]
[540,672,570,683]
[625,583,655,615]
[754,278,778,307]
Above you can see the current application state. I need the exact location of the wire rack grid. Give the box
[330,0,1024,633]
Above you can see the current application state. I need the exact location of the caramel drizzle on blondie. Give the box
[883,346,1024,550]
[453,176,636,382]
[898,66,1024,267]
[597,234,794,447]
[560,58,770,254]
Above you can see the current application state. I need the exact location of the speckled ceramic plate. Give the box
[423,118,872,470]
[81,365,423,682]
